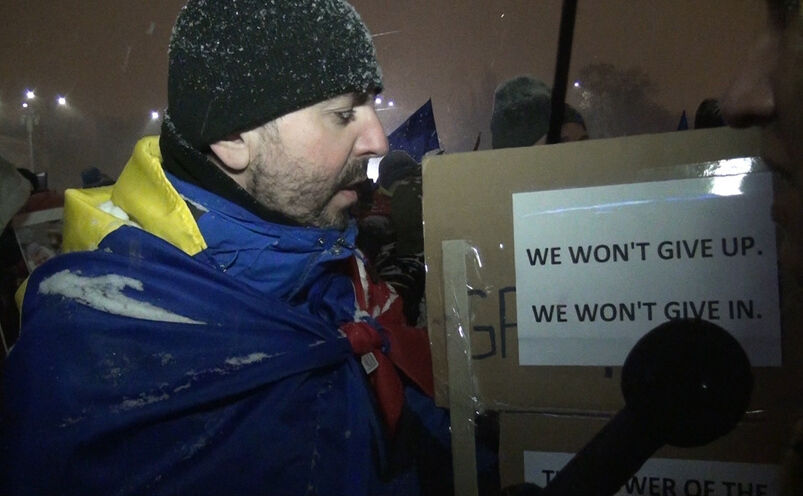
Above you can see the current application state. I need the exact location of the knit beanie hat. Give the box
[490,76,552,150]
[166,0,383,149]
[377,150,419,190]
[694,98,725,129]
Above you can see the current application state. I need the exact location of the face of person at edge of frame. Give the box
[211,92,389,230]
[722,0,803,287]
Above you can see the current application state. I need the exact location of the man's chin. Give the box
[313,202,354,231]
[318,215,351,231]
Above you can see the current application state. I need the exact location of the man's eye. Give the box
[335,110,356,123]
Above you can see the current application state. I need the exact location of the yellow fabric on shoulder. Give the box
[18,137,206,312]
[14,278,28,312]
[62,136,207,256]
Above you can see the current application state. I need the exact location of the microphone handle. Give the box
[541,406,664,496]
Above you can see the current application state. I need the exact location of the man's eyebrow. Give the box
[324,92,371,109]
[351,92,371,106]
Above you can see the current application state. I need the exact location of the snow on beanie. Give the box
[490,76,552,150]
[166,0,383,149]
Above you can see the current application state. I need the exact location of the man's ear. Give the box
[209,135,250,171]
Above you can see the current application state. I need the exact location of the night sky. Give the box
[0,0,767,189]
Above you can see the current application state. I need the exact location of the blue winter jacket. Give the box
[0,137,452,495]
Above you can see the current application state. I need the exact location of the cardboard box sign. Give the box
[498,412,788,493]
[422,127,803,412]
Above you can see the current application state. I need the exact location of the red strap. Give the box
[341,256,435,434]
[376,315,434,398]
[341,322,404,434]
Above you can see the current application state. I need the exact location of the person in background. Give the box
[721,1,802,495]
[560,103,590,142]
[0,158,31,233]
[722,0,802,289]
[357,150,427,326]
[0,158,32,355]
[0,1,459,495]
[693,98,726,129]
[0,163,64,353]
[491,76,589,148]
[490,75,553,149]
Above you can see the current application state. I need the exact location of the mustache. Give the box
[337,158,369,189]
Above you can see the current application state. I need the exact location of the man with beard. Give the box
[0,1,454,495]
[721,1,802,494]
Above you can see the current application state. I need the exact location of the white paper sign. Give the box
[524,451,779,496]
[512,170,780,366]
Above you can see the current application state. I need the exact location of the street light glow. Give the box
[151,110,160,120]
[57,96,67,106]
[375,96,383,105]
[22,102,29,108]
[388,100,395,107]
[25,90,36,100]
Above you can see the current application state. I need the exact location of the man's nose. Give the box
[355,107,389,157]
[721,33,777,128]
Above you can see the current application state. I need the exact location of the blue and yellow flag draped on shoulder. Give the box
[0,136,444,495]
[3,226,384,494]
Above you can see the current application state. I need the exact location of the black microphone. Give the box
[537,318,754,496]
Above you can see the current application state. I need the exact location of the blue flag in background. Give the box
[677,110,689,131]
[387,99,440,163]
